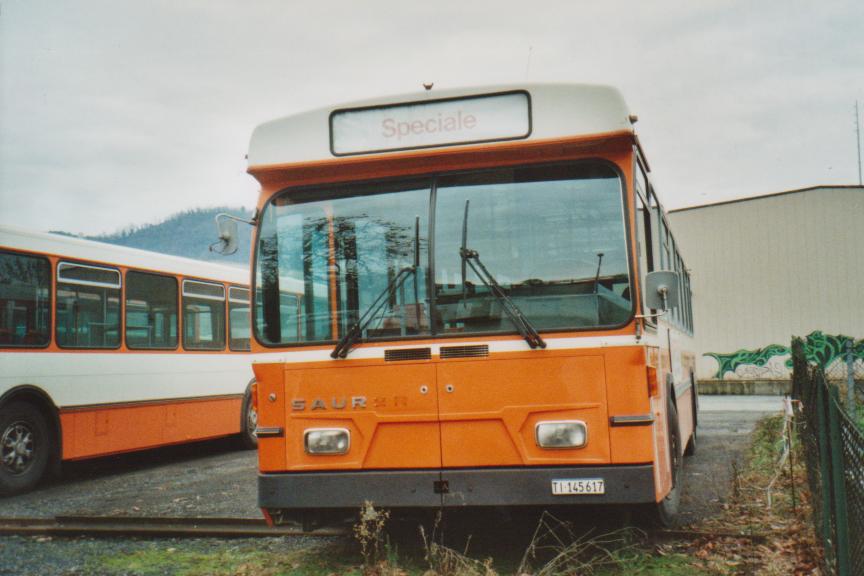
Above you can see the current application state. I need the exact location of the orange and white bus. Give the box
[246,84,697,526]
[0,225,256,495]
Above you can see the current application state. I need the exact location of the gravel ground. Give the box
[1,438,259,519]
[0,397,784,575]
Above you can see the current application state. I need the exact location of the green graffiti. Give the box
[786,331,864,369]
[705,344,790,380]
[705,331,864,380]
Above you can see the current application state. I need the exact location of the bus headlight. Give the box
[535,421,587,449]
[304,428,350,455]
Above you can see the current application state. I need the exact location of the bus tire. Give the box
[651,398,682,527]
[240,386,258,450]
[684,384,698,457]
[0,402,51,496]
[684,374,699,456]
[684,425,697,457]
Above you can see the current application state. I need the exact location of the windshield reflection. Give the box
[254,162,631,346]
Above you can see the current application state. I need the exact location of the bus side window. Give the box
[182,280,226,350]
[228,286,251,351]
[0,251,51,347]
[126,271,178,349]
[56,262,121,349]
[634,192,654,317]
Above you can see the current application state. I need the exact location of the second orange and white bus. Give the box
[0,226,257,495]
[245,84,697,526]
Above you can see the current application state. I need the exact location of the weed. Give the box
[420,514,496,576]
[354,501,400,576]
[517,512,644,576]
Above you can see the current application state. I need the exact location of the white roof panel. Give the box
[248,83,633,168]
[0,224,249,285]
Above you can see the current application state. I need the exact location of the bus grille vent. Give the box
[385,348,432,361]
[440,345,489,359]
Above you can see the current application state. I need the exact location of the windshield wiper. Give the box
[593,252,604,294]
[459,200,546,350]
[331,217,421,359]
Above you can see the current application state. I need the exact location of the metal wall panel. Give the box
[668,186,864,381]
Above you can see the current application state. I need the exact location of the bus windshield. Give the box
[254,162,632,346]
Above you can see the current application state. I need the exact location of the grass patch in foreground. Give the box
[92,541,372,576]
[594,550,700,575]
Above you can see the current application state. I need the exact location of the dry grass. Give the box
[683,414,823,575]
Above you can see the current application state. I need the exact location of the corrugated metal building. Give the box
[667,185,864,385]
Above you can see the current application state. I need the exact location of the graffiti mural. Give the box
[705,331,864,380]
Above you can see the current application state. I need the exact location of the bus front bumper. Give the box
[258,465,656,511]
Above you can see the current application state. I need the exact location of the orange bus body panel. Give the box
[282,362,441,470]
[253,362,287,472]
[60,397,241,460]
[437,352,610,467]
[254,346,662,477]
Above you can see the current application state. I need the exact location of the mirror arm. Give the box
[635,310,669,320]
[216,212,256,227]
[634,286,670,331]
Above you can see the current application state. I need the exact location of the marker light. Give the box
[535,421,588,449]
[304,428,350,455]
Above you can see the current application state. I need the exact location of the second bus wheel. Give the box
[0,402,51,496]
[240,386,258,450]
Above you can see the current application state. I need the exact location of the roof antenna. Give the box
[856,100,862,185]
[525,45,533,79]
[423,82,434,91]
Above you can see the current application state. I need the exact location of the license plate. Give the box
[551,478,605,495]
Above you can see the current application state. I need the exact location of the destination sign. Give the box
[330,91,531,155]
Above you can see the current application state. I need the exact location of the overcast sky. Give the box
[1,0,862,236]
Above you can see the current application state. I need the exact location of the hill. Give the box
[56,207,254,265]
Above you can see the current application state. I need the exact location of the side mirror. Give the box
[645,270,680,311]
[212,216,239,255]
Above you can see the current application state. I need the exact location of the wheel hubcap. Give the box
[247,406,258,437]
[2,421,34,475]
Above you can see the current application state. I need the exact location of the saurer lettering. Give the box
[290,396,409,411]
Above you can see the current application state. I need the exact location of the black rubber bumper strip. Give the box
[259,465,656,509]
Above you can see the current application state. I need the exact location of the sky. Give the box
[1,0,863,236]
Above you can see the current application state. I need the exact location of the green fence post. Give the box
[846,339,857,422]
[815,373,834,567]
[828,385,851,576]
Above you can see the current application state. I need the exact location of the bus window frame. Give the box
[181,278,227,352]
[0,249,53,349]
[124,269,180,351]
[228,285,251,352]
[633,154,656,326]
[251,158,637,349]
[55,259,122,350]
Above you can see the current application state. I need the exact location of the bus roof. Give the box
[0,224,249,285]
[248,83,633,169]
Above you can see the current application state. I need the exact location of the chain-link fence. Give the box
[821,336,864,426]
[792,336,864,576]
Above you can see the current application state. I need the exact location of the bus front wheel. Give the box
[240,386,258,450]
[0,402,51,496]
